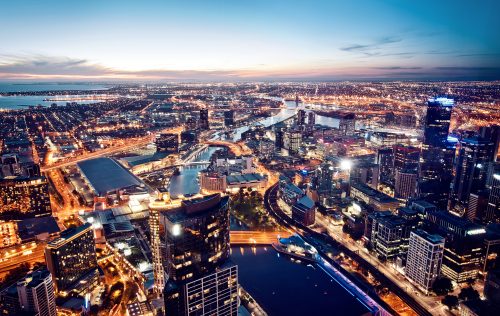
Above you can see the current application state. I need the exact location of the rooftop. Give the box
[162,194,229,223]
[17,216,60,241]
[412,229,445,244]
[77,157,142,196]
[226,173,265,185]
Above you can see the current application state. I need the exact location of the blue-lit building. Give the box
[417,97,455,210]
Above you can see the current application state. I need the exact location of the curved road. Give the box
[264,184,432,316]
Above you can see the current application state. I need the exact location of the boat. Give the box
[272,234,319,263]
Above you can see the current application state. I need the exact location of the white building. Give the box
[17,269,57,316]
[405,229,445,294]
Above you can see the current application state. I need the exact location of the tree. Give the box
[0,263,30,289]
[432,277,453,295]
[441,295,459,310]
[459,287,480,301]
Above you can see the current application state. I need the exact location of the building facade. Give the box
[0,176,51,220]
[45,223,99,295]
[418,97,455,210]
[405,230,445,294]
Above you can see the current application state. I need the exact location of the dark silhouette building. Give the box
[418,97,455,210]
[450,136,496,212]
[161,194,238,316]
[224,110,235,128]
[156,133,179,154]
[199,109,209,130]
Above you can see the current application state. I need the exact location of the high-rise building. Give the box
[283,130,302,155]
[0,268,57,316]
[224,110,235,128]
[466,190,489,222]
[45,223,99,295]
[418,97,455,210]
[314,162,334,195]
[393,145,420,173]
[395,169,417,200]
[370,215,414,261]
[160,194,238,316]
[350,162,379,189]
[199,109,209,130]
[338,113,355,136]
[16,269,57,316]
[450,136,495,211]
[156,133,179,154]
[405,230,445,294]
[308,111,315,126]
[274,128,284,150]
[182,264,238,316]
[149,188,169,296]
[376,148,394,185]
[486,173,500,222]
[426,211,486,283]
[479,125,500,161]
[297,109,306,126]
[0,176,51,220]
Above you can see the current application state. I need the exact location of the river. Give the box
[231,246,369,316]
[232,100,339,141]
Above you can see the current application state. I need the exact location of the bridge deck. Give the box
[230,230,293,245]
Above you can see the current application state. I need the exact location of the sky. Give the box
[0,0,499,81]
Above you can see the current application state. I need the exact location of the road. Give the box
[264,184,432,316]
[314,213,448,316]
[0,243,46,273]
[41,126,183,172]
[229,230,292,245]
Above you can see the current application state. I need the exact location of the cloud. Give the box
[0,55,113,76]
[0,54,499,81]
[340,36,402,53]
[373,66,423,70]
[0,55,246,80]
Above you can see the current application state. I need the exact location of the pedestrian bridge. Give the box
[230,230,293,245]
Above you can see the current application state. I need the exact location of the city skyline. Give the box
[1,1,500,315]
[1,0,499,81]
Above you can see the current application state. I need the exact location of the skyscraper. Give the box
[199,109,209,130]
[450,136,495,211]
[224,110,235,127]
[16,269,57,316]
[149,188,169,296]
[283,130,302,155]
[274,128,284,150]
[297,109,306,126]
[160,194,238,316]
[405,230,445,294]
[417,97,455,210]
[393,144,420,173]
[486,173,500,222]
[45,223,99,295]
[376,148,394,185]
[314,162,334,195]
[308,111,315,126]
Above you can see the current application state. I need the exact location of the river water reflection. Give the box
[231,246,369,316]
